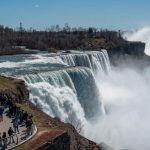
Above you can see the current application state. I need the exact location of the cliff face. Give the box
[108,41,145,57]
[107,41,147,66]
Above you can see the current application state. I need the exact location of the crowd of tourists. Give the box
[0,94,34,149]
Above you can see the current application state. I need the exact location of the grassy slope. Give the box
[0,76,16,90]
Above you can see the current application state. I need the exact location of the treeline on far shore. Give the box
[0,24,126,55]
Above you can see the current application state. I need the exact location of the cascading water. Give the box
[22,67,105,121]
[0,49,110,76]
[59,49,110,74]
[29,82,85,124]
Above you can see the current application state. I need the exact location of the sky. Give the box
[0,0,150,30]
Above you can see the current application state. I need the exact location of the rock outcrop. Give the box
[0,76,29,102]
[107,41,150,66]
[108,41,145,57]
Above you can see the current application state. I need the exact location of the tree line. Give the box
[0,24,125,55]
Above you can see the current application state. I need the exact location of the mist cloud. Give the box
[84,66,150,150]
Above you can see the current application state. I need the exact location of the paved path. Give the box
[0,109,36,150]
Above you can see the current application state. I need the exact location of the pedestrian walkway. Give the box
[0,109,37,150]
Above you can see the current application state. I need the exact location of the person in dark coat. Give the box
[2,132,7,149]
[22,111,28,123]
[8,127,15,143]
[0,133,2,147]
[0,103,4,122]
[13,119,19,133]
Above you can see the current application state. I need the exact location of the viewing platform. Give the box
[0,108,37,150]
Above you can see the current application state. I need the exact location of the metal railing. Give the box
[0,125,37,150]
[0,134,18,150]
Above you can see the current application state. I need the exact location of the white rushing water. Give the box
[59,49,110,74]
[123,27,150,56]
[22,67,105,122]
[29,82,85,124]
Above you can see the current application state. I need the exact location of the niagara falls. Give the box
[0,0,150,150]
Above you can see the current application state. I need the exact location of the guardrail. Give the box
[0,125,37,150]
[0,134,18,150]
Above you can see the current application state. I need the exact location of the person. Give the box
[2,132,7,149]
[12,103,17,117]
[0,133,2,148]
[0,103,4,122]
[14,107,21,124]
[22,111,28,124]
[19,110,24,124]
[13,119,19,133]
[26,118,33,136]
[9,105,13,117]
[8,127,15,144]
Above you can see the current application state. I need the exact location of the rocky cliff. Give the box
[106,41,148,66]
[0,76,29,102]
[108,41,145,57]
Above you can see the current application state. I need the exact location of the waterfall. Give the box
[22,67,105,123]
[29,82,85,124]
[0,49,111,126]
[59,50,110,74]
[7,50,110,127]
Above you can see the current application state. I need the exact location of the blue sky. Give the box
[0,0,149,30]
